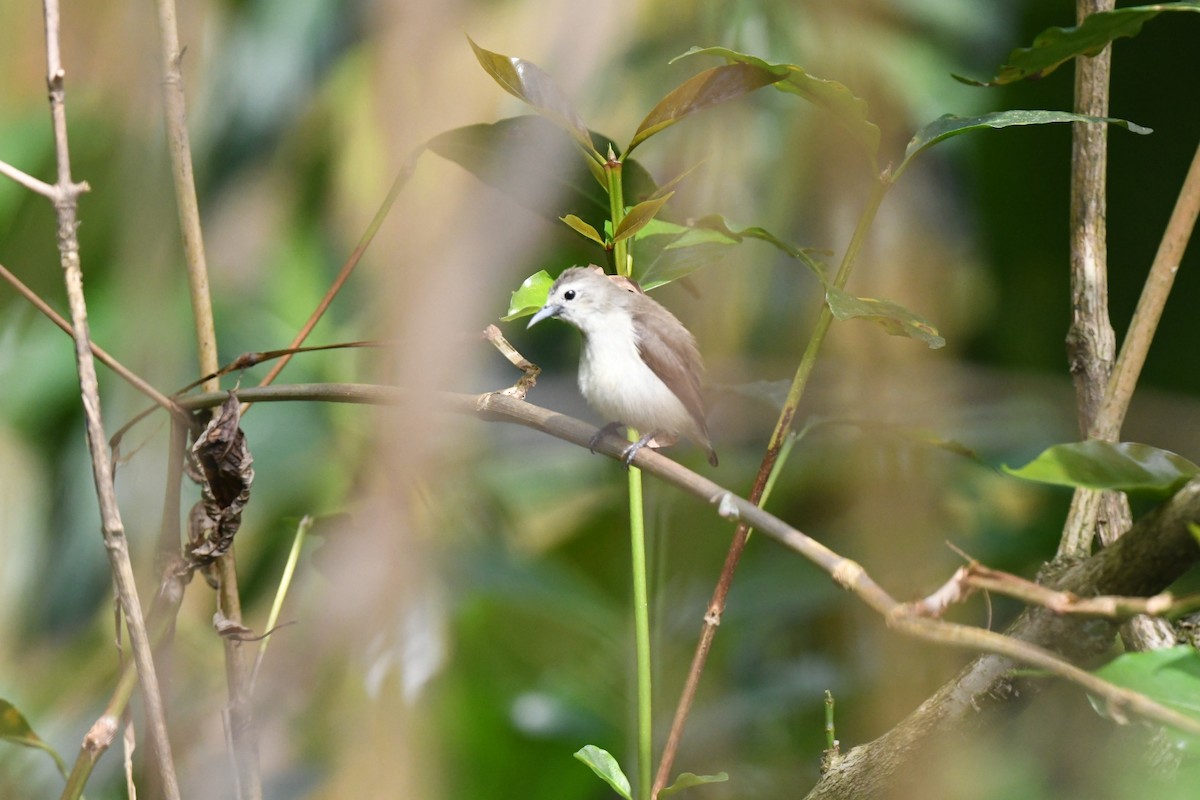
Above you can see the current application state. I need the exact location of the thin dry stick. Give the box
[1060,0,1125,558]
[1094,136,1200,442]
[0,261,183,417]
[174,383,1200,740]
[151,0,260,793]
[38,2,180,798]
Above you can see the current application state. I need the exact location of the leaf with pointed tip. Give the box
[627,63,784,154]
[560,214,606,246]
[574,745,632,799]
[826,287,945,349]
[427,116,658,235]
[633,215,826,289]
[1,699,69,779]
[675,46,881,168]
[956,3,1200,86]
[1003,441,1199,499]
[613,192,676,243]
[898,111,1151,179]
[502,269,554,321]
[468,36,597,156]
[660,771,731,796]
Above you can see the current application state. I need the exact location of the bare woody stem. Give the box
[151,0,261,794]
[1060,0,1123,558]
[39,1,180,798]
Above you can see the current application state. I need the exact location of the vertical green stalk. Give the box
[605,148,630,277]
[627,429,652,800]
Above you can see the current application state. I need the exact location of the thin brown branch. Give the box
[174,384,1200,743]
[0,261,185,418]
[0,157,59,197]
[483,324,540,399]
[39,2,180,798]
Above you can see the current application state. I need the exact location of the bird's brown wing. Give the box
[631,305,711,444]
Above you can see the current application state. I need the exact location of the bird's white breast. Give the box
[577,313,691,436]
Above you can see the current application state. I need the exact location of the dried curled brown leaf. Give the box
[186,393,254,566]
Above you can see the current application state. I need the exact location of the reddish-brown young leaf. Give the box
[627,63,783,154]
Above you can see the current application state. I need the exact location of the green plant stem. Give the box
[627,432,653,800]
[606,154,629,276]
[824,690,836,750]
[250,515,313,694]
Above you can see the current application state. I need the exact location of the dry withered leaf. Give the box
[187,392,254,566]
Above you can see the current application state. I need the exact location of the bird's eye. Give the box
[563,289,576,301]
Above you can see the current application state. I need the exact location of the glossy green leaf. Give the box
[502,269,555,321]
[627,63,784,153]
[1091,646,1200,751]
[675,47,881,168]
[898,112,1151,179]
[1,699,69,779]
[826,287,945,349]
[468,36,597,156]
[427,116,658,235]
[560,214,606,246]
[689,214,832,281]
[613,192,675,243]
[574,744,632,799]
[660,771,730,796]
[957,3,1200,86]
[1003,441,1199,498]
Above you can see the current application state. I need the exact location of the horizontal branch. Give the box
[176,383,1200,742]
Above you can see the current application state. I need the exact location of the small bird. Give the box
[528,265,718,467]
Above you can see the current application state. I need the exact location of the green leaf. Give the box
[898,111,1151,179]
[427,116,658,235]
[1190,522,1200,547]
[627,62,784,154]
[612,192,676,243]
[574,745,632,799]
[633,215,828,290]
[467,36,597,157]
[825,287,945,349]
[560,214,606,246]
[1003,441,1200,498]
[1091,646,1200,751]
[660,771,730,796]
[1,699,69,779]
[957,3,1200,86]
[675,46,881,169]
[503,270,555,321]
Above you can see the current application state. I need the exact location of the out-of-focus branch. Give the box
[37,1,179,798]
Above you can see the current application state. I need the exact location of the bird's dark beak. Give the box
[527,303,561,328]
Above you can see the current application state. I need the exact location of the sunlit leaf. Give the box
[427,116,658,235]
[660,771,730,796]
[1,699,69,779]
[468,36,597,156]
[560,214,606,246]
[1090,646,1200,752]
[957,3,1200,86]
[674,46,881,168]
[503,270,554,321]
[1003,441,1199,498]
[826,287,945,349]
[627,63,784,153]
[898,111,1151,179]
[574,744,632,799]
[613,192,675,243]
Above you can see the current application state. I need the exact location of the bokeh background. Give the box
[2,0,1199,798]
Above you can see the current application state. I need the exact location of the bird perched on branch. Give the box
[528,265,718,467]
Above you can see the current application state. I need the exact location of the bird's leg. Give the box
[588,421,628,455]
[620,430,660,468]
